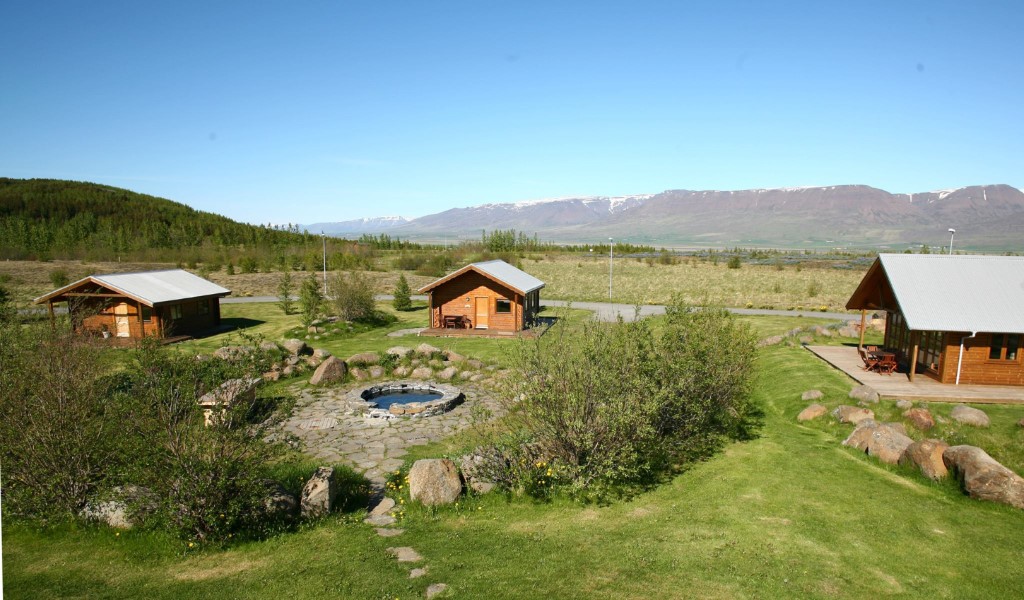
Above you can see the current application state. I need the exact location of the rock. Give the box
[262,370,281,382]
[428,359,444,369]
[459,370,475,380]
[370,497,396,516]
[410,567,428,578]
[411,366,433,379]
[459,452,497,494]
[386,346,414,358]
[797,403,828,422]
[387,546,424,562]
[347,352,380,365]
[307,325,324,334]
[281,338,312,356]
[1018,418,1024,428]
[895,399,913,410]
[310,356,348,386]
[849,384,879,404]
[903,407,935,431]
[369,366,385,378]
[842,420,914,464]
[282,365,295,377]
[757,335,784,347]
[259,340,280,353]
[415,343,441,356]
[393,366,411,377]
[376,527,404,537]
[837,326,859,338]
[899,439,950,480]
[943,445,1024,509]
[801,390,823,401]
[300,467,339,518]
[312,348,332,360]
[436,367,458,381]
[467,359,484,370]
[443,349,465,362]
[814,326,833,337]
[798,335,814,345]
[831,405,875,425]
[409,458,462,506]
[364,514,397,526]
[213,345,252,361]
[306,354,324,368]
[262,480,299,519]
[470,373,487,382]
[197,377,261,426]
[285,355,302,367]
[426,583,449,598]
[80,485,158,529]
[950,405,990,428]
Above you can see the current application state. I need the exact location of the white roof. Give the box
[470,260,545,294]
[880,254,1024,333]
[35,269,230,306]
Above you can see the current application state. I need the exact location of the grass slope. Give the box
[5,322,1024,599]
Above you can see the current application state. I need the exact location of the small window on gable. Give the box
[496,299,511,314]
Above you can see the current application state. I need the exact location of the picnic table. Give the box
[442,315,471,329]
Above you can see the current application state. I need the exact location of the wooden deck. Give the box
[418,327,542,339]
[806,345,1024,405]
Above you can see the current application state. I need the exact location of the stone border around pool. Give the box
[352,381,465,420]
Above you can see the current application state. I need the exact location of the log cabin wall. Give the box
[937,332,1024,385]
[79,299,161,338]
[431,272,523,332]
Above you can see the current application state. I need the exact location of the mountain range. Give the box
[309,184,1024,250]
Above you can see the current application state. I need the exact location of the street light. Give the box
[321,232,328,296]
[608,238,614,300]
[948,228,956,255]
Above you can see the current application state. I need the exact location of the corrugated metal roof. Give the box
[879,254,1024,333]
[92,269,231,305]
[470,260,545,294]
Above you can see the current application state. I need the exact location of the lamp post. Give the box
[321,232,328,296]
[947,228,956,255]
[608,238,614,300]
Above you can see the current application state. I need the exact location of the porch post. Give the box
[909,331,919,382]
[47,300,55,330]
[137,300,145,337]
[858,309,867,350]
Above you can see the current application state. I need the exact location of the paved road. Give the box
[223,294,853,323]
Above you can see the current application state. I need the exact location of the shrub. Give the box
[726,255,742,269]
[501,299,758,499]
[49,268,70,288]
[239,256,259,274]
[392,274,412,311]
[0,284,15,323]
[331,271,376,322]
[298,274,323,328]
[277,271,295,315]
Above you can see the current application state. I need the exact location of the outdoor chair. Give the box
[859,347,879,371]
[876,354,897,375]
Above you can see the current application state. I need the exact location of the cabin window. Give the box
[496,299,512,314]
[170,305,183,320]
[989,333,1021,361]
[197,299,209,315]
[142,306,152,323]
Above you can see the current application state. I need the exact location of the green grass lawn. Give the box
[6,315,1024,599]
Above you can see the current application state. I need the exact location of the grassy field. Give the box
[5,311,1024,599]
[522,255,865,311]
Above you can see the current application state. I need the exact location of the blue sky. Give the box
[2,1,1022,225]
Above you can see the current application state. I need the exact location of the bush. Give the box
[298,274,323,328]
[49,268,70,288]
[726,255,742,269]
[277,271,295,315]
[501,299,758,499]
[331,271,376,322]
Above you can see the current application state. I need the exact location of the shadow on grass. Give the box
[193,317,265,338]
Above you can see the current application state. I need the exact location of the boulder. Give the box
[943,445,1024,509]
[801,389,824,401]
[346,352,380,365]
[393,366,411,377]
[259,340,280,353]
[837,326,859,338]
[903,407,935,431]
[281,338,312,356]
[197,377,261,426]
[369,497,396,516]
[443,349,465,362]
[950,405,990,428]
[428,359,444,369]
[831,405,875,425]
[310,356,348,386]
[386,346,413,358]
[426,583,449,599]
[350,367,368,381]
[459,371,475,380]
[312,348,332,360]
[436,367,458,381]
[408,458,462,505]
[842,420,914,464]
[262,370,281,382]
[80,485,158,529]
[213,345,251,361]
[1018,418,1024,428]
[849,385,880,404]
[369,365,385,379]
[467,359,485,370]
[797,403,828,422]
[459,452,497,494]
[757,335,784,348]
[899,439,949,480]
[895,399,913,410]
[415,342,441,356]
[262,480,299,519]
[411,366,433,379]
[300,466,339,518]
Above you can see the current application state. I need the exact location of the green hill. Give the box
[0,178,313,262]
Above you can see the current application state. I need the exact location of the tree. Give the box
[277,271,295,315]
[392,274,412,311]
[331,271,375,322]
[0,284,15,323]
[298,274,323,328]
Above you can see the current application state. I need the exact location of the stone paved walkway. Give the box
[279,380,502,488]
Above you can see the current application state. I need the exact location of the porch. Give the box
[806,345,1024,405]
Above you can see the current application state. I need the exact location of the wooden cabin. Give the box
[846,254,1024,386]
[34,269,231,340]
[419,260,544,335]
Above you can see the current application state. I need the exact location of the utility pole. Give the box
[322,232,328,296]
[608,238,614,300]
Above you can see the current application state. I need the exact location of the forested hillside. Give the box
[0,178,316,262]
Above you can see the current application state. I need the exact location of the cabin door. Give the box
[475,297,489,329]
[114,302,131,337]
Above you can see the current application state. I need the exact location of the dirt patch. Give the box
[173,556,268,581]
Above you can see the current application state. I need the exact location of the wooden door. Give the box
[475,297,489,329]
[114,302,131,337]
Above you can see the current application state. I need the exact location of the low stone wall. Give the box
[354,381,464,419]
